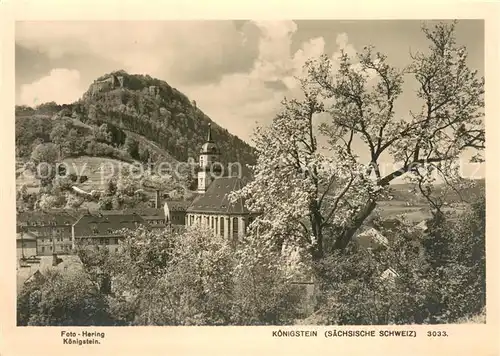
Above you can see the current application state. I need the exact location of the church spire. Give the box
[207,123,213,143]
[198,122,220,193]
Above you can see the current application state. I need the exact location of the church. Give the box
[165,124,257,240]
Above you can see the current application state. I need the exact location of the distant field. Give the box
[376,200,468,223]
[376,201,431,223]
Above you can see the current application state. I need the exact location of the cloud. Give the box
[183,22,358,142]
[15,21,259,87]
[19,68,83,106]
[16,21,361,143]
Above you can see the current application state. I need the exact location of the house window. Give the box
[92,225,99,234]
[41,247,45,252]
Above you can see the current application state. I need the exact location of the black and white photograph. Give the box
[11,17,487,329]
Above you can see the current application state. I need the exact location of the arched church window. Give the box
[232,218,238,237]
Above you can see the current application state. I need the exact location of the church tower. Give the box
[198,123,220,193]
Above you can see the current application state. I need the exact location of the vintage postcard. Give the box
[0,0,498,355]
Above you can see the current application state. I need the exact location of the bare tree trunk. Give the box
[310,202,324,261]
[333,199,377,250]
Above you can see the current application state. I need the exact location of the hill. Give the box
[15,70,257,178]
[77,70,256,174]
[387,178,485,204]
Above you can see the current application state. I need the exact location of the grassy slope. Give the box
[16,156,137,192]
[60,156,138,191]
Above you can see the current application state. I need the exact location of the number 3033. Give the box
[427,331,448,337]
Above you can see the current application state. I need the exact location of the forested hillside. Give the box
[15,70,257,176]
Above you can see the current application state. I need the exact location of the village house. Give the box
[381,267,400,283]
[72,212,148,253]
[355,227,389,250]
[134,207,166,229]
[100,208,166,230]
[16,206,169,255]
[164,200,191,233]
[17,254,83,294]
[17,211,78,256]
[16,231,38,260]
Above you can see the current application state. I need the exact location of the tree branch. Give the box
[322,174,355,228]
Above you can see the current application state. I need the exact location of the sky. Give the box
[15,20,484,178]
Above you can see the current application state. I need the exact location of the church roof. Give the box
[200,123,220,154]
[201,142,219,154]
[186,177,248,214]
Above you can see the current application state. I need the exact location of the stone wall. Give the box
[88,74,126,97]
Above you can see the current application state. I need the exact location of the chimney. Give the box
[155,190,161,209]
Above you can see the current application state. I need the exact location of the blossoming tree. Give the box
[231,21,484,260]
